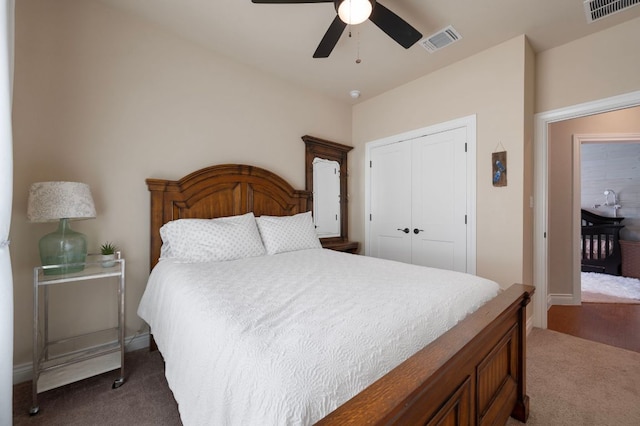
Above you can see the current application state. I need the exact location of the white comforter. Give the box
[137,248,500,425]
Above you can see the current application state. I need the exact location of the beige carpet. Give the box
[13,328,640,425]
[13,348,182,426]
[507,328,640,426]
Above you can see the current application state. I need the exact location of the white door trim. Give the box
[533,91,640,328]
[364,114,477,274]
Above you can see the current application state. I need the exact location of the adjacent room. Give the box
[3,0,640,424]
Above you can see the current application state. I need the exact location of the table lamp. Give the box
[27,182,96,275]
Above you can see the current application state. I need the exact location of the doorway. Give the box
[546,133,640,353]
[533,90,640,330]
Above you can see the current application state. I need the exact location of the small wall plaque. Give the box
[492,151,507,187]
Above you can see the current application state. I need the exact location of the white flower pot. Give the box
[101,254,116,268]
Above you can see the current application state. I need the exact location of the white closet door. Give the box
[411,128,467,272]
[368,142,412,263]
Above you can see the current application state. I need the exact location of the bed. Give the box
[581,209,625,276]
[142,163,534,425]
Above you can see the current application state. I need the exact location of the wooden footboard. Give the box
[317,284,534,426]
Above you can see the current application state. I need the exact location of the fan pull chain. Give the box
[346,21,361,64]
[356,29,361,64]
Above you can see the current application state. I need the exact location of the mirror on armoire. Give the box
[302,135,358,253]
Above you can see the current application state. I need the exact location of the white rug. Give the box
[581,272,640,302]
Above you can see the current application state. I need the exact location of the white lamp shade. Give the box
[337,0,373,25]
[27,182,96,222]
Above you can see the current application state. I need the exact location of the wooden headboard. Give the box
[146,164,311,270]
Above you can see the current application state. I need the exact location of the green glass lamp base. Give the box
[39,218,88,275]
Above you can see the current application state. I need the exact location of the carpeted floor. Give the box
[506,328,640,426]
[13,328,640,425]
[13,349,182,426]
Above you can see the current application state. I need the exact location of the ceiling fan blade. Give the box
[313,15,347,58]
[369,2,422,49]
[251,1,332,3]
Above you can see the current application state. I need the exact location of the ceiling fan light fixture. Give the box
[336,0,373,25]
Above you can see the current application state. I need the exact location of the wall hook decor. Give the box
[492,145,507,187]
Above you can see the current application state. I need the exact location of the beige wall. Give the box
[547,106,640,296]
[351,36,534,290]
[536,16,640,113]
[11,0,352,365]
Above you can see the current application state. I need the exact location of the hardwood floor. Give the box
[548,303,640,353]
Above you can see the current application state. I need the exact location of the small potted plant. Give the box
[100,242,118,268]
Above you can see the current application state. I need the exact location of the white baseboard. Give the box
[526,315,535,335]
[124,331,151,352]
[548,293,581,306]
[13,332,149,385]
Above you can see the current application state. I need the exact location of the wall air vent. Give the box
[419,25,462,53]
[584,0,640,23]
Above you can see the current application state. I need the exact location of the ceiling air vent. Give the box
[584,0,640,23]
[419,25,462,53]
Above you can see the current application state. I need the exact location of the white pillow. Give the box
[256,211,322,255]
[159,212,266,262]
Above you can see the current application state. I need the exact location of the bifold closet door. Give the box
[369,142,412,263]
[411,128,467,272]
[368,127,468,272]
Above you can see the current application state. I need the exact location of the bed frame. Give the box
[146,163,534,426]
[581,209,625,276]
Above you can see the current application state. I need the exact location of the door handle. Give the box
[413,228,424,234]
[397,228,410,234]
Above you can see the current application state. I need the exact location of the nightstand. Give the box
[321,240,359,254]
[30,252,126,415]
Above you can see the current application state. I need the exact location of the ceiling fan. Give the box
[251,0,422,58]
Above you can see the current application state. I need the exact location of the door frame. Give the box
[533,90,640,328]
[364,114,477,274]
